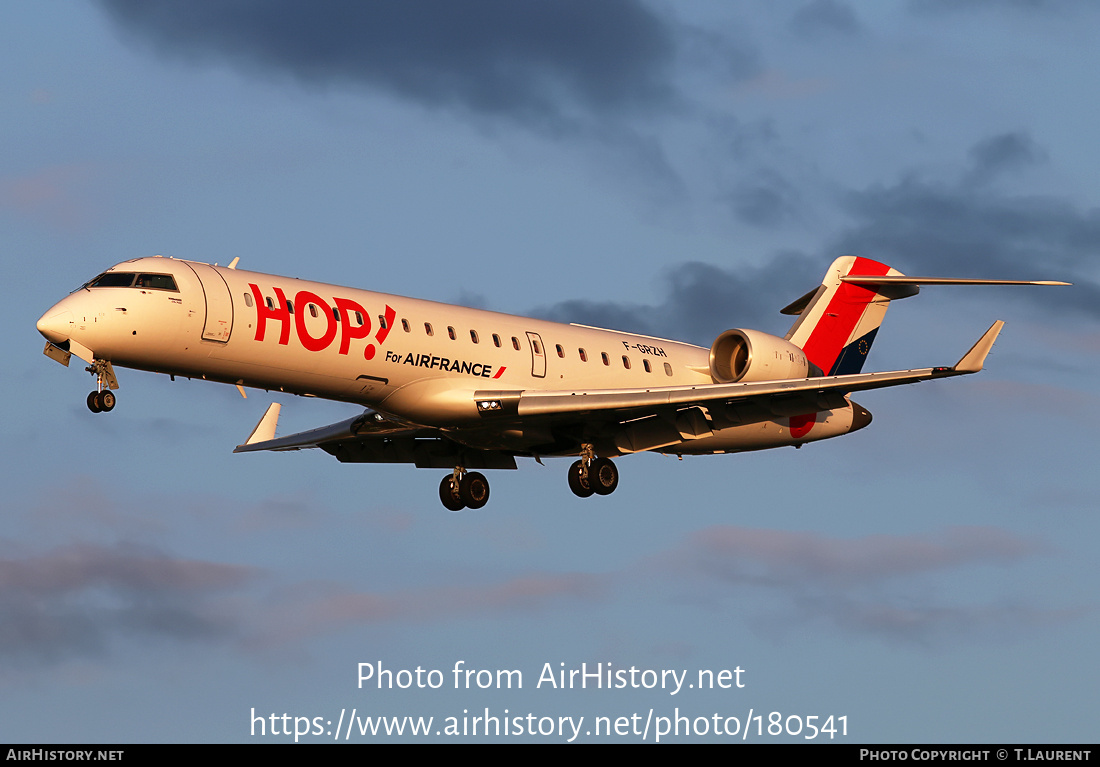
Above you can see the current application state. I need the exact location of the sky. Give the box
[2,0,1098,744]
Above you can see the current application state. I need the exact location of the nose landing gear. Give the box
[85,359,119,413]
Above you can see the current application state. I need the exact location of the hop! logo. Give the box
[249,284,395,361]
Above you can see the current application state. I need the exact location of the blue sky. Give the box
[3,1,1097,743]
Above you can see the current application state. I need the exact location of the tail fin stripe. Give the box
[800,257,891,375]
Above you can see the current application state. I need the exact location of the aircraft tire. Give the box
[589,458,619,496]
[460,472,490,509]
[87,391,102,413]
[439,475,465,511]
[99,391,116,412]
[567,460,594,498]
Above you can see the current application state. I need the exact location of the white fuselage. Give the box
[37,257,861,457]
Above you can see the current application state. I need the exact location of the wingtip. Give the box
[235,402,281,451]
[953,321,1005,374]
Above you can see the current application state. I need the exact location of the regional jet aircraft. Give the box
[36,256,1066,509]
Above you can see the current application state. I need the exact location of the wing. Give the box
[233,404,518,469]
[472,321,1003,425]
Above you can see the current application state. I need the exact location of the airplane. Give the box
[36,255,1068,510]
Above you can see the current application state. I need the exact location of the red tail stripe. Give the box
[800,257,890,373]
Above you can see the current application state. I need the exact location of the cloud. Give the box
[0,543,253,664]
[789,0,862,38]
[95,0,679,125]
[652,525,1066,643]
[246,572,607,649]
[726,169,803,227]
[0,165,99,232]
[832,135,1100,316]
[909,0,1076,15]
[964,132,1047,187]
[663,525,1037,587]
[533,251,819,345]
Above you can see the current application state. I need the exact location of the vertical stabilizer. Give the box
[785,256,911,375]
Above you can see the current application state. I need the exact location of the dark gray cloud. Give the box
[789,0,862,38]
[910,0,1074,14]
[832,135,1099,315]
[965,132,1047,187]
[0,543,252,663]
[536,132,1098,344]
[96,0,678,124]
[727,170,803,227]
[533,252,818,346]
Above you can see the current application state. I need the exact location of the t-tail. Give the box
[783,256,904,376]
[782,256,1069,376]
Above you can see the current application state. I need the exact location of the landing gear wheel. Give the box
[567,460,594,498]
[87,391,102,413]
[459,472,490,509]
[589,457,619,496]
[439,475,465,511]
[98,391,116,412]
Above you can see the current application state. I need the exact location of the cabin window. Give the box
[286,300,294,314]
[309,304,318,318]
[425,322,434,336]
[643,359,651,373]
[555,344,565,358]
[333,307,340,322]
[493,334,502,348]
[664,362,673,376]
[401,319,410,332]
[378,315,387,330]
[244,293,253,308]
[601,353,610,366]
[447,326,456,340]
[622,356,631,369]
[532,339,542,355]
[579,348,587,362]
[512,337,521,351]
[266,297,275,310]
[355,311,363,325]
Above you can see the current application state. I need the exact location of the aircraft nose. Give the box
[37,307,73,345]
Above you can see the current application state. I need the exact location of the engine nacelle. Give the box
[708,328,812,383]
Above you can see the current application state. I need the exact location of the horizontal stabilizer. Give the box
[842,275,1071,287]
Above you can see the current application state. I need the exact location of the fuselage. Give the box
[37,256,864,457]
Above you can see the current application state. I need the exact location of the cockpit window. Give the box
[89,272,136,288]
[86,272,178,291]
[136,273,177,291]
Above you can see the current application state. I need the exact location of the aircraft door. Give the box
[184,262,234,343]
[526,331,546,378]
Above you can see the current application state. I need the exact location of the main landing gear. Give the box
[435,446,619,510]
[568,444,619,499]
[85,359,119,414]
[439,467,490,511]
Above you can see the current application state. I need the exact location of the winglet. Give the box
[239,403,281,448]
[954,321,1005,374]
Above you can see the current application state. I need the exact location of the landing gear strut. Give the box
[568,444,618,499]
[438,467,490,511]
[85,359,119,414]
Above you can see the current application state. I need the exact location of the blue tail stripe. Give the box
[829,328,879,376]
